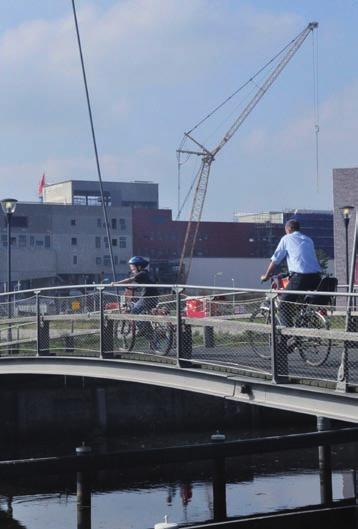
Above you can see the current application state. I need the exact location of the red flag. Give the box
[38,173,46,196]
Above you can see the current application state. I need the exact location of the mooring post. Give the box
[76,443,92,529]
[176,287,192,366]
[270,293,288,383]
[204,326,215,348]
[36,290,49,356]
[317,416,333,506]
[211,431,227,522]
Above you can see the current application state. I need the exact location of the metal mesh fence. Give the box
[179,290,271,374]
[0,294,37,356]
[42,293,100,357]
[104,291,176,357]
[1,283,358,391]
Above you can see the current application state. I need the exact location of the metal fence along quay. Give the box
[1,282,358,397]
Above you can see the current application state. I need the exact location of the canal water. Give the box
[0,425,356,529]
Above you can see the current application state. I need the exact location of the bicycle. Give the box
[248,274,333,367]
[111,288,174,355]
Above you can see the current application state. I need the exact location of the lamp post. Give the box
[340,206,354,288]
[1,198,17,343]
[213,272,223,288]
[231,278,235,311]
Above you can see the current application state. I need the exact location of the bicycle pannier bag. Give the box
[308,276,338,306]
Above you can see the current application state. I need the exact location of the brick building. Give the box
[333,167,358,286]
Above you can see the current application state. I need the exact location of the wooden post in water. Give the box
[211,431,227,522]
[76,443,92,529]
[317,416,333,506]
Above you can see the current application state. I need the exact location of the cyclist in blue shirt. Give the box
[261,218,321,327]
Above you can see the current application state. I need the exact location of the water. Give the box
[0,426,356,529]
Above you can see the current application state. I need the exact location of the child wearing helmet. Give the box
[112,256,158,334]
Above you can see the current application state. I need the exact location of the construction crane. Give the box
[177,21,318,283]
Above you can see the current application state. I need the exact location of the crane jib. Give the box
[177,22,319,284]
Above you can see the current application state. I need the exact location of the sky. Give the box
[1,0,358,221]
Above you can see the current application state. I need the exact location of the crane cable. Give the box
[177,44,288,220]
[312,27,320,192]
[186,25,310,136]
[71,0,117,283]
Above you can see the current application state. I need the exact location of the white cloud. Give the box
[0,1,317,215]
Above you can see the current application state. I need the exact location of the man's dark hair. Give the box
[285,218,300,231]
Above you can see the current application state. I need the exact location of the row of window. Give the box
[68,236,128,248]
[73,194,112,207]
[70,217,127,230]
[72,196,157,209]
[1,234,128,250]
[71,256,127,266]
[1,235,51,248]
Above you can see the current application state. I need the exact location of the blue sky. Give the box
[2,0,358,220]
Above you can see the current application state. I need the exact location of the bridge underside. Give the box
[1,357,357,423]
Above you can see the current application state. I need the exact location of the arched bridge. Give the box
[0,282,358,423]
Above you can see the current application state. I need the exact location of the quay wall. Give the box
[0,375,311,439]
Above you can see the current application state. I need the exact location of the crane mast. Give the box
[177,22,318,284]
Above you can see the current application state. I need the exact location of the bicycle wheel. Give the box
[297,310,331,367]
[248,307,274,359]
[116,320,136,351]
[150,322,174,355]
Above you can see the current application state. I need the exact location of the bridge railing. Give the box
[0,283,358,392]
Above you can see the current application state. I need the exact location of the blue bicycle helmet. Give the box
[128,256,149,267]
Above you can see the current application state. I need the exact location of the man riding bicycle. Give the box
[112,256,158,336]
[261,219,321,339]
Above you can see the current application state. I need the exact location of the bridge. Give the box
[0,282,358,423]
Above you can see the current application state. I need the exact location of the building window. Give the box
[104,237,109,248]
[30,236,35,247]
[114,255,118,265]
[19,235,26,248]
[112,239,117,247]
[95,236,101,249]
[45,235,50,248]
[119,237,126,248]
[96,257,101,265]
[103,255,110,266]
[120,218,126,230]
[97,218,102,228]
[73,196,86,205]
[120,259,126,265]
[36,239,44,247]
[71,237,77,246]
[73,255,78,265]
[12,216,28,228]
[10,237,16,246]
[111,218,117,230]
[71,219,76,226]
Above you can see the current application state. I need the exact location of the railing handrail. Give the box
[1,426,358,477]
[0,282,356,301]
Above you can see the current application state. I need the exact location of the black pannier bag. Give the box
[305,276,338,306]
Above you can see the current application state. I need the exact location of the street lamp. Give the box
[213,272,223,291]
[231,278,235,311]
[1,199,17,294]
[1,198,17,342]
[340,205,354,287]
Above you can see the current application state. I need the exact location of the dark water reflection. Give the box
[0,425,357,529]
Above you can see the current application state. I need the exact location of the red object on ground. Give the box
[185,298,219,318]
[105,302,119,310]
